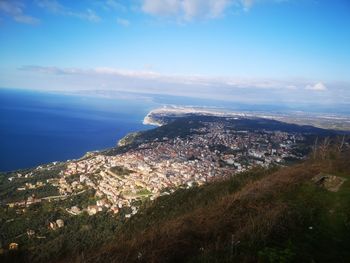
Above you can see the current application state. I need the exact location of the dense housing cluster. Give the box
[1,114,328,255]
[58,120,305,216]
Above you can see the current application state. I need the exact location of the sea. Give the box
[0,88,156,172]
[1,87,347,172]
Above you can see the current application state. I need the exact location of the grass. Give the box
[136,189,152,196]
[63,148,350,263]
[3,148,350,263]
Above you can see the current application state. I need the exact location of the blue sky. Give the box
[0,0,349,107]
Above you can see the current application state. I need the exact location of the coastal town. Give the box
[5,117,306,218]
[0,108,340,256]
[1,2,349,260]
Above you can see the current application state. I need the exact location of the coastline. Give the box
[0,89,152,172]
[142,106,350,132]
[142,112,163,127]
[4,106,350,173]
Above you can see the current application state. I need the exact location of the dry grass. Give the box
[60,149,350,263]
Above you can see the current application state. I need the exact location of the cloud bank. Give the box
[305,82,327,91]
[12,65,345,106]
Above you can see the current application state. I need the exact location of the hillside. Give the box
[144,107,350,131]
[55,146,350,263]
[106,115,338,156]
[1,115,349,263]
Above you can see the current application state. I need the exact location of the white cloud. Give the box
[142,0,180,17]
[93,67,159,78]
[36,0,62,12]
[141,0,232,20]
[18,65,312,91]
[13,65,348,105]
[140,0,286,21]
[0,1,40,24]
[241,0,254,11]
[13,14,39,24]
[105,0,125,11]
[36,0,100,22]
[183,0,232,20]
[117,17,130,26]
[305,82,327,91]
[19,65,160,79]
[81,9,100,22]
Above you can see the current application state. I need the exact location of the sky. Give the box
[0,0,350,108]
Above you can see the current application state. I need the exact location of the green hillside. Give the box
[55,146,350,263]
[2,136,349,263]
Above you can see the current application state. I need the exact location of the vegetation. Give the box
[0,189,124,263]
[1,114,349,263]
[106,115,338,156]
[56,143,350,263]
[0,164,65,203]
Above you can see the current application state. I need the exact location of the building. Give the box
[9,243,19,250]
[110,206,119,214]
[27,229,35,237]
[87,205,100,216]
[56,219,64,228]
[49,222,58,230]
[68,206,82,215]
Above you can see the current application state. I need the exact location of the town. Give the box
[6,119,305,218]
[0,115,331,256]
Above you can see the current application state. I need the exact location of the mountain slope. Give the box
[60,147,350,263]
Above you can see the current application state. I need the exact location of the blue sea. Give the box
[1,88,347,172]
[0,88,156,172]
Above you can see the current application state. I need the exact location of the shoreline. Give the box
[4,106,350,173]
[142,106,350,132]
[142,112,163,127]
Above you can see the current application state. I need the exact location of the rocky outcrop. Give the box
[312,173,346,192]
